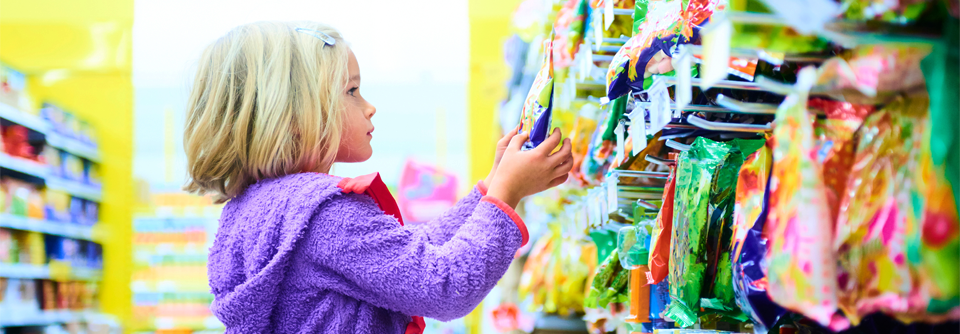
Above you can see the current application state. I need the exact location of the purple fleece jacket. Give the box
[208,173,526,333]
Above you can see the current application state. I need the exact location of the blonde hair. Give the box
[183,21,348,202]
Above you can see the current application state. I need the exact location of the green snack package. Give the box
[702,139,765,318]
[667,137,733,327]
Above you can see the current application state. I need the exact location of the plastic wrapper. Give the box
[648,154,676,285]
[765,72,841,329]
[667,137,732,327]
[586,248,622,309]
[618,222,652,270]
[842,0,930,22]
[815,45,932,104]
[808,98,874,220]
[605,0,719,99]
[571,104,603,184]
[553,0,589,69]
[702,139,764,319]
[650,279,674,329]
[518,34,557,150]
[730,144,784,333]
[728,0,829,54]
[833,96,941,325]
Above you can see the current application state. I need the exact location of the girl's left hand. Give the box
[484,126,519,188]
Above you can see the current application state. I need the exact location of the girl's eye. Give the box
[348,87,358,97]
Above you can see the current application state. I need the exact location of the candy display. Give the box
[499,0,958,332]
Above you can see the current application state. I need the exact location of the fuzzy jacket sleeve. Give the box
[305,191,525,321]
[408,182,487,245]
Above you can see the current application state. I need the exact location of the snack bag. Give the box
[571,104,603,183]
[605,0,718,99]
[833,96,930,325]
[702,139,764,318]
[728,0,829,54]
[815,44,932,103]
[842,0,930,23]
[554,0,589,69]
[765,68,840,329]
[518,34,557,150]
[730,144,784,333]
[647,153,676,285]
[667,137,732,327]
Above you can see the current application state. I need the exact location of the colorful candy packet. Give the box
[833,96,930,325]
[730,144,785,333]
[518,33,557,150]
[842,0,930,23]
[553,0,589,69]
[765,67,841,330]
[605,0,719,100]
[667,137,732,327]
[815,44,932,104]
[648,153,677,285]
[701,139,764,319]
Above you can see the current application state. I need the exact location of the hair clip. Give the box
[295,28,336,46]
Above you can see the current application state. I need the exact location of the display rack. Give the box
[0,309,102,327]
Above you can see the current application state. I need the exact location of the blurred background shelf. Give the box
[0,152,50,178]
[46,132,101,162]
[0,213,97,241]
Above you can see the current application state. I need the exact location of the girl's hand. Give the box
[487,129,573,208]
[484,126,519,189]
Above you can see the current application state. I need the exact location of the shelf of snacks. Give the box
[1,226,103,282]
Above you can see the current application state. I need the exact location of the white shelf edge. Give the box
[44,177,103,202]
[0,152,50,179]
[0,214,97,241]
[46,133,101,163]
[0,310,102,328]
[0,102,49,134]
[0,263,102,281]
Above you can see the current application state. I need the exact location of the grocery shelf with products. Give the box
[489,0,959,333]
[1,58,119,333]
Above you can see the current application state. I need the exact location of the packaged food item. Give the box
[586,248,622,309]
[815,44,932,103]
[63,152,84,181]
[765,68,840,329]
[605,0,718,99]
[842,0,930,23]
[553,0,589,69]
[647,154,676,285]
[728,0,829,54]
[518,34,557,150]
[649,279,674,329]
[44,189,71,223]
[730,144,784,333]
[571,104,603,183]
[667,137,732,327]
[0,228,13,263]
[702,139,764,319]
[833,96,930,325]
[1,124,37,160]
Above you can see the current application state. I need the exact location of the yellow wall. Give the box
[467,0,519,332]
[1,0,134,328]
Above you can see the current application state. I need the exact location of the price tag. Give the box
[606,175,619,214]
[648,78,672,133]
[615,120,626,165]
[604,0,615,30]
[630,109,647,155]
[674,47,692,114]
[700,16,732,91]
[760,0,840,35]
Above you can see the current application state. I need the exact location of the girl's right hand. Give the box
[486,129,573,208]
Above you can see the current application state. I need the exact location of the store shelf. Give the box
[0,102,49,134]
[46,132,101,162]
[45,177,103,202]
[0,214,97,241]
[0,263,102,281]
[0,152,50,178]
[0,310,100,327]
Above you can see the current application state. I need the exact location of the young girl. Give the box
[184,22,573,334]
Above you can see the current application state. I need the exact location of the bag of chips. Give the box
[667,137,732,327]
[701,139,764,319]
[648,153,676,285]
[730,144,785,333]
[765,67,841,330]
[518,34,557,150]
[808,98,874,220]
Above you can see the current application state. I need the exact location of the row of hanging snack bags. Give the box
[503,0,958,332]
